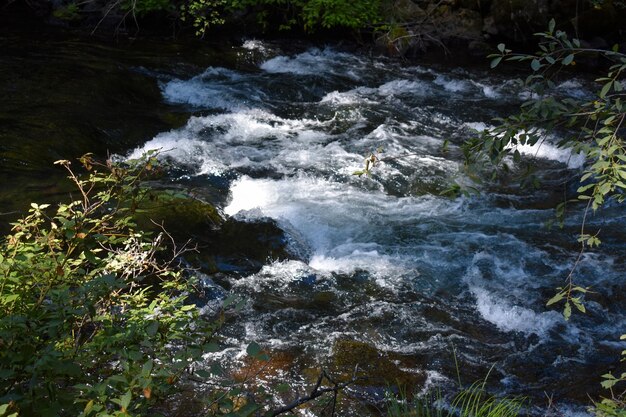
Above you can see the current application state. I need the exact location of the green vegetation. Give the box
[386,373,526,417]
[464,20,625,317]
[0,153,266,416]
[180,0,383,36]
[0,154,396,417]
[460,20,626,417]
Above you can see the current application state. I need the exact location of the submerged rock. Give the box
[135,189,295,274]
[330,339,426,397]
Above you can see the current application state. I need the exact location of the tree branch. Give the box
[267,367,359,417]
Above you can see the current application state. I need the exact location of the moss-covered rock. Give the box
[135,189,223,236]
[330,339,426,394]
[132,189,295,274]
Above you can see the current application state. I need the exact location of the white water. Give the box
[129,42,626,410]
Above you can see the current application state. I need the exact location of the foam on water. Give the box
[225,175,464,284]
[241,39,267,51]
[378,79,429,96]
[463,122,586,169]
[131,46,626,409]
[470,80,501,98]
[464,121,491,132]
[161,67,266,110]
[127,109,354,176]
[320,88,377,105]
[434,75,470,92]
[556,79,591,99]
[509,137,586,169]
[260,48,365,79]
[470,286,562,336]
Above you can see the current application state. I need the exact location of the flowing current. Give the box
[128,43,626,413]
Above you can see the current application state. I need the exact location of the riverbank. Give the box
[4,0,625,58]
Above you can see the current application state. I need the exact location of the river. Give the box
[2,27,625,416]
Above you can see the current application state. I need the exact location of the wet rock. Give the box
[482,15,498,35]
[232,349,306,383]
[454,8,484,36]
[575,6,618,37]
[209,217,295,274]
[387,0,426,21]
[468,39,493,56]
[135,190,223,236]
[134,190,295,274]
[330,339,426,395]
[490,0,550,41]
[456,0,480,10]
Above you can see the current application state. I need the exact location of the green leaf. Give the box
[600,81,613,98]
[497,43,505,53]
[246,341,261,357]
[84,250,98,264]
[531,59,541,71]
[119,391,132,409]
[562,54,574,65]
[571,297,586,313]
[1,294,19,304]
[195,369,212,378]
[563,302,572,320]
[84,400,94,415]
[548,18,555,33]
[546,292,564,306]
[203,342,219,353]
[146,320,159,336]
[601,379,618,389]
[142,360,153,378]
[490,56,502,69]
[275,383,291,393]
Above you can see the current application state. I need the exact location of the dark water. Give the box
[2,26,626,416]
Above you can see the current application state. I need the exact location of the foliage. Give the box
[463,19,626,318]
[592,334,626,417]
[0,153,246,416]
[180,0,227,37]
[352,148,384,177]
[121,0,174,16]
[180,0,382,35]
[300,0,381,30]
[386,380,525,417]
[52,3,82,21]
[478,20,626,209]
[386,388,445,417]
[451,382,525,417]
[467,19,626,417]
[0,153,363,417]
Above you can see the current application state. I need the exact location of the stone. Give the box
[490,0,550,41]
[330,339,426,393]
[482,14,498,35]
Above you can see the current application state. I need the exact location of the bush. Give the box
[0,153,226,416]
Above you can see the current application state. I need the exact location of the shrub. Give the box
[0,153,226,416]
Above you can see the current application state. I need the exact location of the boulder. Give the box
[490,0,550,41]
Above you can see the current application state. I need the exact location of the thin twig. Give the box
[267,367,359,417]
